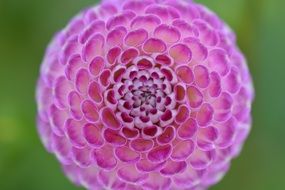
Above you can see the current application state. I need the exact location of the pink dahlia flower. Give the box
[36,0,254,189]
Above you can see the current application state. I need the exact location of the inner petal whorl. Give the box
[104,56,180,138]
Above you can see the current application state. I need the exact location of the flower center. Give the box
[104,56,179,138]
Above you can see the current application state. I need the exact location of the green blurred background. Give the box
[0,0,284,189]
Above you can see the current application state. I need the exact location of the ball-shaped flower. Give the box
[36,0,254,189]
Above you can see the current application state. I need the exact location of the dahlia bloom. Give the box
[36,0,254,189]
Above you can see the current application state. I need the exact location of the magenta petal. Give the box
[55,76,72,108]
[154,24,181,43]
[101,107,121,129]
[130,138,154,152]
[143,173,171,190]
[65,119,86,148]
[81,100,99,123]
[136,158,165,172]
[196,103,214,127]
[175,105,190,124]
[189,149,216,170]
[208,49,230,76]
[176,65,194,84]
[49,104,68,136]
[88,81,103,104]
[118,165,148,183]
[171,140,194,161]
[68,91,83,120]
[89,56,105,77]
[157,126,175,144]
[170,43,192,64]
[71,147,92,168]
[75,69,90,94]
[197,126,218,151]
[83,123,104,147]
[186,86,203,108]
[104,128,126,146]
[148,144,172,163]
[93,144,117,170]
[160,160,187,176]
[115,146,140,163]
[143,38,167,53]
[82,34,105,62]
[125,29,148,47]
[178,118,197,139]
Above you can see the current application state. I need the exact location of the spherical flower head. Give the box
[36,0,254,189]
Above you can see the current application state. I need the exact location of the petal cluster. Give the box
[36,0,254,189]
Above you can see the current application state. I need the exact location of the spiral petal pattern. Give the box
[36,0,254,189]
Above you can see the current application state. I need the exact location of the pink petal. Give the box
[196,103,214,127]
[68,91,83,120]
[130,138,154,152]
[107,47,121,65]
[171,140,194,161]
[71,147,92,168]
[208,49,230,76]
[157,126,175,144]
[65,119,86,148]
[51,134,72,164]
[121,127,139,139]
[197,126,218,151]
[49,104,68,136]
[215,117,237,148]
[89,56,105,77]
[125,29,148,47]
[65,54,84,81]
[54,76,72,108]
[169,44,192,64]
[103,128,126,146]
[186,86,203,108]
[155,54,173,66]
[142,173,171,190]
[100,69,111,87]
[79,20,105,44]
[82,34,105,62]
[178,118,197,140]
[189,149,216,170]
[93,144,117,170]
[101,107,121,129]
[88,81,103,104]
[115,146,140,163]
[175,105,190,124]
[143,38,167,53]
[208,72,222,97]
[160,160,187,176]
[194,65,210,88]
[223,67,241,94]
[136,158,165,172]
[176,65,194,84]
[121,48,139,64]
[75,69,90,94]
[173,167,205,188]
[81,100,99,123]
[174,84,186,102]
[118,165,148,183]
[145,4,180,21]
[154,24,181,43]
[106,26,127,46]
[131,15,161,31]
[184,37,208,62]
[83,123,104,147]
[106,11,135,30]
[148,144,172,163]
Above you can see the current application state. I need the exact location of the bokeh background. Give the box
[0,0,284,189]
